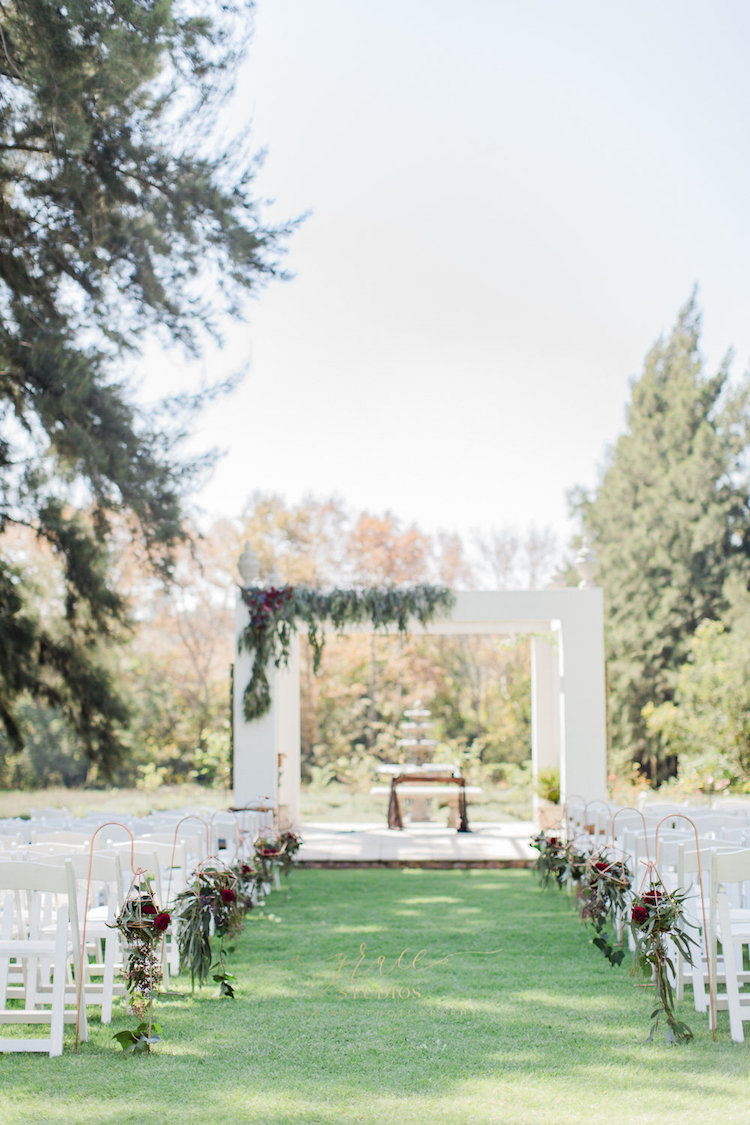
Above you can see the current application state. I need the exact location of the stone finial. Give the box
[574,538,598,587]
[238,541,259,586]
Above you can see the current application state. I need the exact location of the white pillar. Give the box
[232,594,279,810]
[530,632,561,779]
[557,589,607,803]
[277,635,301,830]
[232,595,302,827]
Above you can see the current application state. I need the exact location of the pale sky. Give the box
[149,0,750,550]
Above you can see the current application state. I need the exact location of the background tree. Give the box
[0,0,285,775]
[576,297,750,782]
[644,578,750,790]
[471,525,559,589]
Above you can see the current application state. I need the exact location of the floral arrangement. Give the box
[530,832,582,889]
[531,825,699,1045]
[239,584,454,720]
[231,860,258,911]
[111,885,169,1053]
[630,881,697,1043]
[279,830,303,876]
[174,866,244,996]
[252,834,286,894]
[576,852,631,967]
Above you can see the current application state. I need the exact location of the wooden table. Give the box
[387,771,471,833]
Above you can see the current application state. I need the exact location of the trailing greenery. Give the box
[576,852,632,968]
[173,865,244,994]
[239,584,455,720]
[111,882,170,1053]
[630,882,698,1044]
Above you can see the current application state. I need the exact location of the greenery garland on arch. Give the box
[238,584,456,721]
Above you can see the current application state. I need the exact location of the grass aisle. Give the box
[3,868,750,1125]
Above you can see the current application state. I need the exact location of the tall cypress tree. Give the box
[577,296,750,782]
[0,1,287,775]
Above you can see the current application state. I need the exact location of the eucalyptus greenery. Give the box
[252,835,286,895]
[239,584,455,720]
[530,831,571,889]
[174,867,244,995]
[279,830,303,876]
[577,852,632,968]
[630,882,697,1044]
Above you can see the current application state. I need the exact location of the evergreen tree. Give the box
[0,1,286,775]
[576,296,750,782]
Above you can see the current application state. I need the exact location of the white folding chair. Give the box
[141,829,208,876]
[711,848,750,1041]
[0,860,87,1056]
[30,830,93,848]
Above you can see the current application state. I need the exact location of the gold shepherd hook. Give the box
[75,821,137,1053]
[609,806,649,860]
[165,814,210,906]
[654,814,716,1042]
[208,808,242,858]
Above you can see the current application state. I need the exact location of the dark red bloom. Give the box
[547,837,561,847]
[593,861,609,873]
[153,912,171,932]
[631,904,649,925]
[221,887,236,904]
[643,889,661,907]
[141,900,157,915]
[240,864,253,877]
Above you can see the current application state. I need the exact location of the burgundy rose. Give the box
[141,900,157,916]
[153,912,171,932]
[593,861,609,873]
[221,887,236,904]
[643,889,661,907]
[631,904,649,925]
[240,864,253,877]
[547,836,561,847]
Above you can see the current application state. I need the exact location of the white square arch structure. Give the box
[232,588,607,828]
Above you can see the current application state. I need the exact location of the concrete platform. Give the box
[297,819,535,868]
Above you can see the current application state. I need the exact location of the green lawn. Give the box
[3,868,749,1125]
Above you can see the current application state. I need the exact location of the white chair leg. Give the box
[719,895,745,1043]
[49,911,68,1058]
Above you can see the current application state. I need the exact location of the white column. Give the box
[530,632,561,780]
[232,594,280,810]
[557,589,607,803]
[277,635,301,830]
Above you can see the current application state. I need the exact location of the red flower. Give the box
[593,861,609,873]
[141,900,157,915]
[547,836,561,847]
[221,887,236,904]
[240,864,253,877]
[631,904,649,925]
[153,912,171,932]
[643,889,661,908]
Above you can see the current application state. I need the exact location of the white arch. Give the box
[232,588,607,828]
